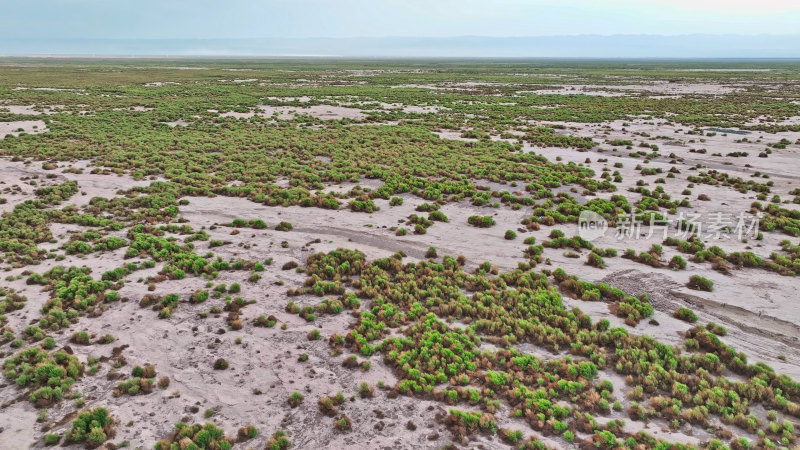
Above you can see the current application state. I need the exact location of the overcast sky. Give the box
[3,0,800,39]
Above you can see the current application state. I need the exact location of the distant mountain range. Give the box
[2,35,799,58]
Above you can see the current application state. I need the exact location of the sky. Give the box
[2,0,800,40]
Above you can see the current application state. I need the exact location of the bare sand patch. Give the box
[266,96,313,103]
[378,103,446,114]
[163,119,190,127]
[144,81,182,87]
[520,87,627,97]
[0,105,65,115]
[12,87,72,92]
[315,178,384,195]
[432,130,478,142]
[259,104,366,120]
[214,105,367,121]
[0,119,48,138]
[218,78,259,83]
[0,158,155,209]
[521,82,742,97]
[745,115,800,126]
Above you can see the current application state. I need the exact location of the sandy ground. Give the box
[529,83,743,96]
[393,82,744,97]
[0,105,64,115]
[208,105,367,121]
[144,82,181,87]
[0,120,48,138]
[163,119,190,128]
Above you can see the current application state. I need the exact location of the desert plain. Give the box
[0,59,800,449]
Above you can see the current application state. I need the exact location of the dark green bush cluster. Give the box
[226,218,268,229]
[542,231,593,250]
[289,247,800,445]
[0,290,26,314]
[114,364,157,396]
[3,348,83,406]
[0,181,79,265]
[31,265,114,330]
[407,214,434,234]
[154,422,234,450]
[349,198,379,213]
[467,215,496,228]
[66,407,115,447]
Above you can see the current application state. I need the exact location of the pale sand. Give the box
[0,120,48,138]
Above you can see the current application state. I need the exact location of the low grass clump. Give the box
[288,392,304,407]
[213,358,229,370]
[114,377,155,397]
[236,424,258,441]
[266,430,290,450]
[275,221,293,232]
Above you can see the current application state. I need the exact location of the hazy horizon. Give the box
[2,35,799,59]
[3,1,799,57]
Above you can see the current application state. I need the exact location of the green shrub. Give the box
[44,433,60,445]
[213,359,229,370]
[71,331,90,345]
[467,215,496,228]
[288,392,304,407]
[275,221,293,232]
[669,255,687,270]
[429,210,449,222]
[587,252,605,269]
[266,430,290,450]
[154,422,232,450]
[674,307,698,323]
[67,407,114,446]
[687,274,713,291]
[238,424,258,440]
